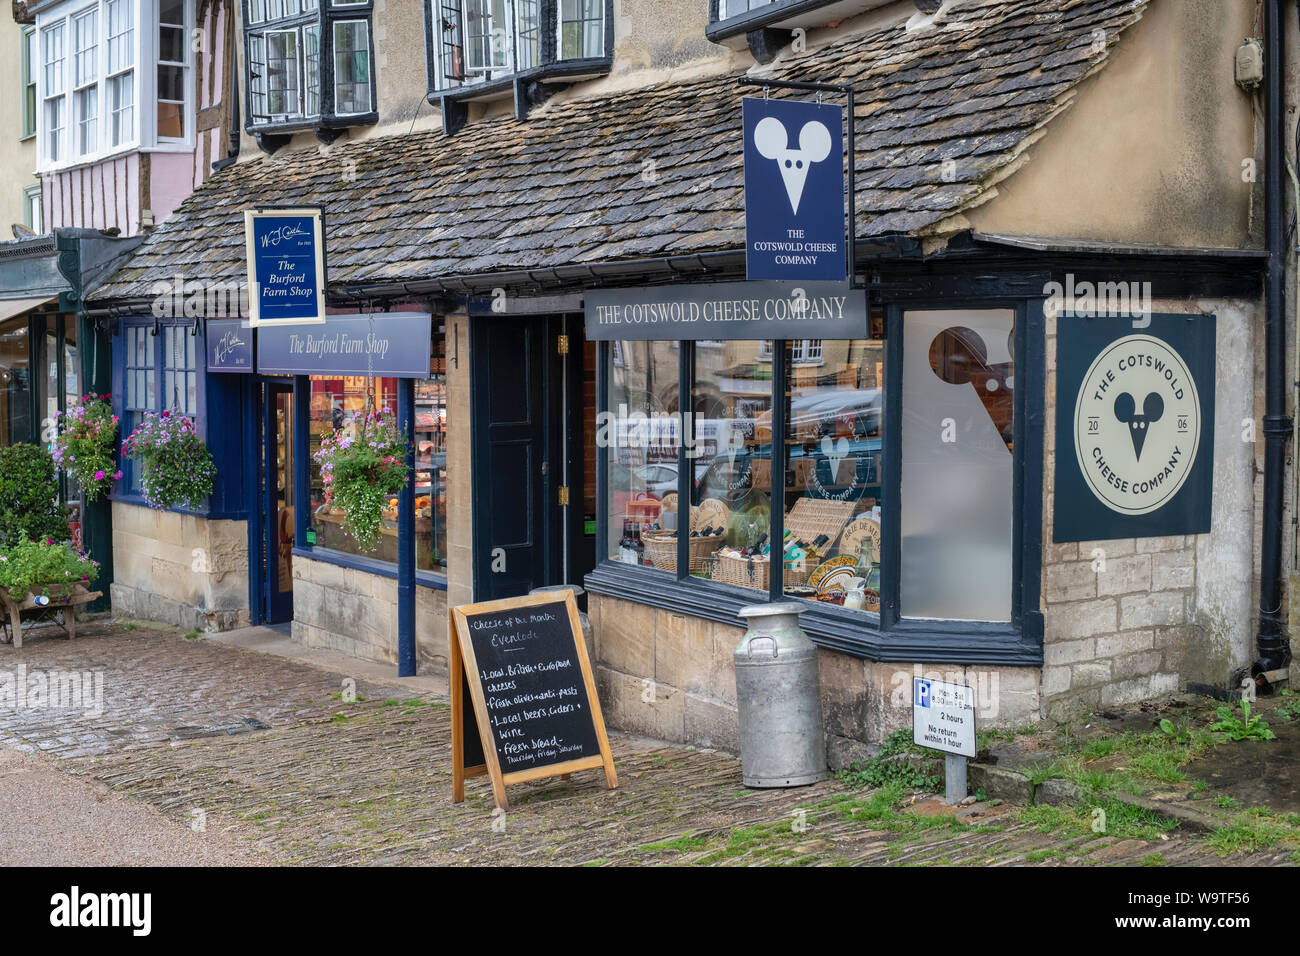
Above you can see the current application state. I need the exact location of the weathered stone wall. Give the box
[291,555,449,677]
[590,594,1041,764]
[1039,298,1259,720]
[109,502,250,631]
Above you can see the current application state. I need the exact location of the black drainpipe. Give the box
[1255,0,1293,683]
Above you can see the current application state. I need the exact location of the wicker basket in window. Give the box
[642,530,725,574]
[713,552,811,591]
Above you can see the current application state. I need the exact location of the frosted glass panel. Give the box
[901,309,1015,621]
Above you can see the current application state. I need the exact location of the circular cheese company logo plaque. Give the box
[1073,334,1201,516]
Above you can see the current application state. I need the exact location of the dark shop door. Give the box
[261,380,295,623]
[470,314,589,602]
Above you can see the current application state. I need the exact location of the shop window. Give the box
[0,320,32,448]
[243,0,376,144]
[115,320,197,500]
[901,310,1014,622]
[35,0,186,171]
[594,302,1038,654]
[306,333,447,574]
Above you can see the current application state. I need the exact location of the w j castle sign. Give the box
[1054,313,1216,542]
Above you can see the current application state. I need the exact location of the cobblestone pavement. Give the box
[0,623,1292,867]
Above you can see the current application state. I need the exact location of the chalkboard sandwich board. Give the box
[449,591,617,810]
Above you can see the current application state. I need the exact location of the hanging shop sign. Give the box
[585,281,867,341]
[1054,313,1216,542]
[743,97,846,282]
[244,207,327,326]
[205,318,254,374]
[449,591,618,810]
[257,312,433,377]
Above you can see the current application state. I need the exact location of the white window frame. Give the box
[40,19,67,166]
[155,0,192,143]
[106,0,136,149]
[23,185,43,233]
[719,0,778,18]
[72,7,99,157]
[35,0,192,174]
[264,27,304,120]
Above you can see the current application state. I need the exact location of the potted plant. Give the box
[121,408,218,511]
[51,393,121,503]
[313,409,410,552]
[0,444,75,546]
[0,538,102,648]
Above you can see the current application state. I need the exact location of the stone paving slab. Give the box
[0,623,1292,867]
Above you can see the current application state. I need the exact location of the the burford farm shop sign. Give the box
[1054,314,1216,542]
[584,280,867,341]
[244,207,327,326]
[257,312,432,377]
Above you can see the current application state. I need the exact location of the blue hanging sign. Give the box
[257,312,432,378]
[244,207,327,326]
[743,97,846,282]
[206,318,255,373]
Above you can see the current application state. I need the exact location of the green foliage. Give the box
[121,409,217,511]
[838,729,942,792]
[313,411,410,551]
[52,395,119,503]
[1210,700,1276,741]
[0,444,71,546]
[0,538,99,600]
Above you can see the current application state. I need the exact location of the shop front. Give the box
[0,229,140,605]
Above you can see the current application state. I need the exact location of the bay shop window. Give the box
[304,332,448,575]
[594,302,1044,663]
[243,0,376,138]
[36,0,192,170]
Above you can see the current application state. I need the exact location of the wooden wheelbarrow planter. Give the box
[0,584,103,649]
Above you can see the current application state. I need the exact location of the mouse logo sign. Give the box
[1055,317,1215,542]
[743,98,845,282]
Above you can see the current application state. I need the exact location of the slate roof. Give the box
[91,0,1150,302]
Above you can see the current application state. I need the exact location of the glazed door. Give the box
[262,381,295,623]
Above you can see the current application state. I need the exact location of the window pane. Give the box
[73,10,98,88]
[416,333,447,573]
[43,24,65,95]
[333,21,370,114]
[308,376,400,561]
[604,341,678,573]
[515,0,539,70]
[76,86,98,155]
[0,319,31,446]
[901,309,1015,622]
[109,72,134,146]
[691,342,771,591]
[266,30,300,116]
[303,24,320,116]
[465,0,509,74]
[561,0,603,59]
[107,0,135,73]
[777,338,883,610]
[438,2,465,84]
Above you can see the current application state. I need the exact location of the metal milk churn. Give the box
[734,602,827,788]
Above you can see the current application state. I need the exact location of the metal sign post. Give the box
[912,677,977,804]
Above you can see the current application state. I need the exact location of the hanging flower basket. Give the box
[51,394,121,503]
[121,409,217,511]
[313,410,410,552]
